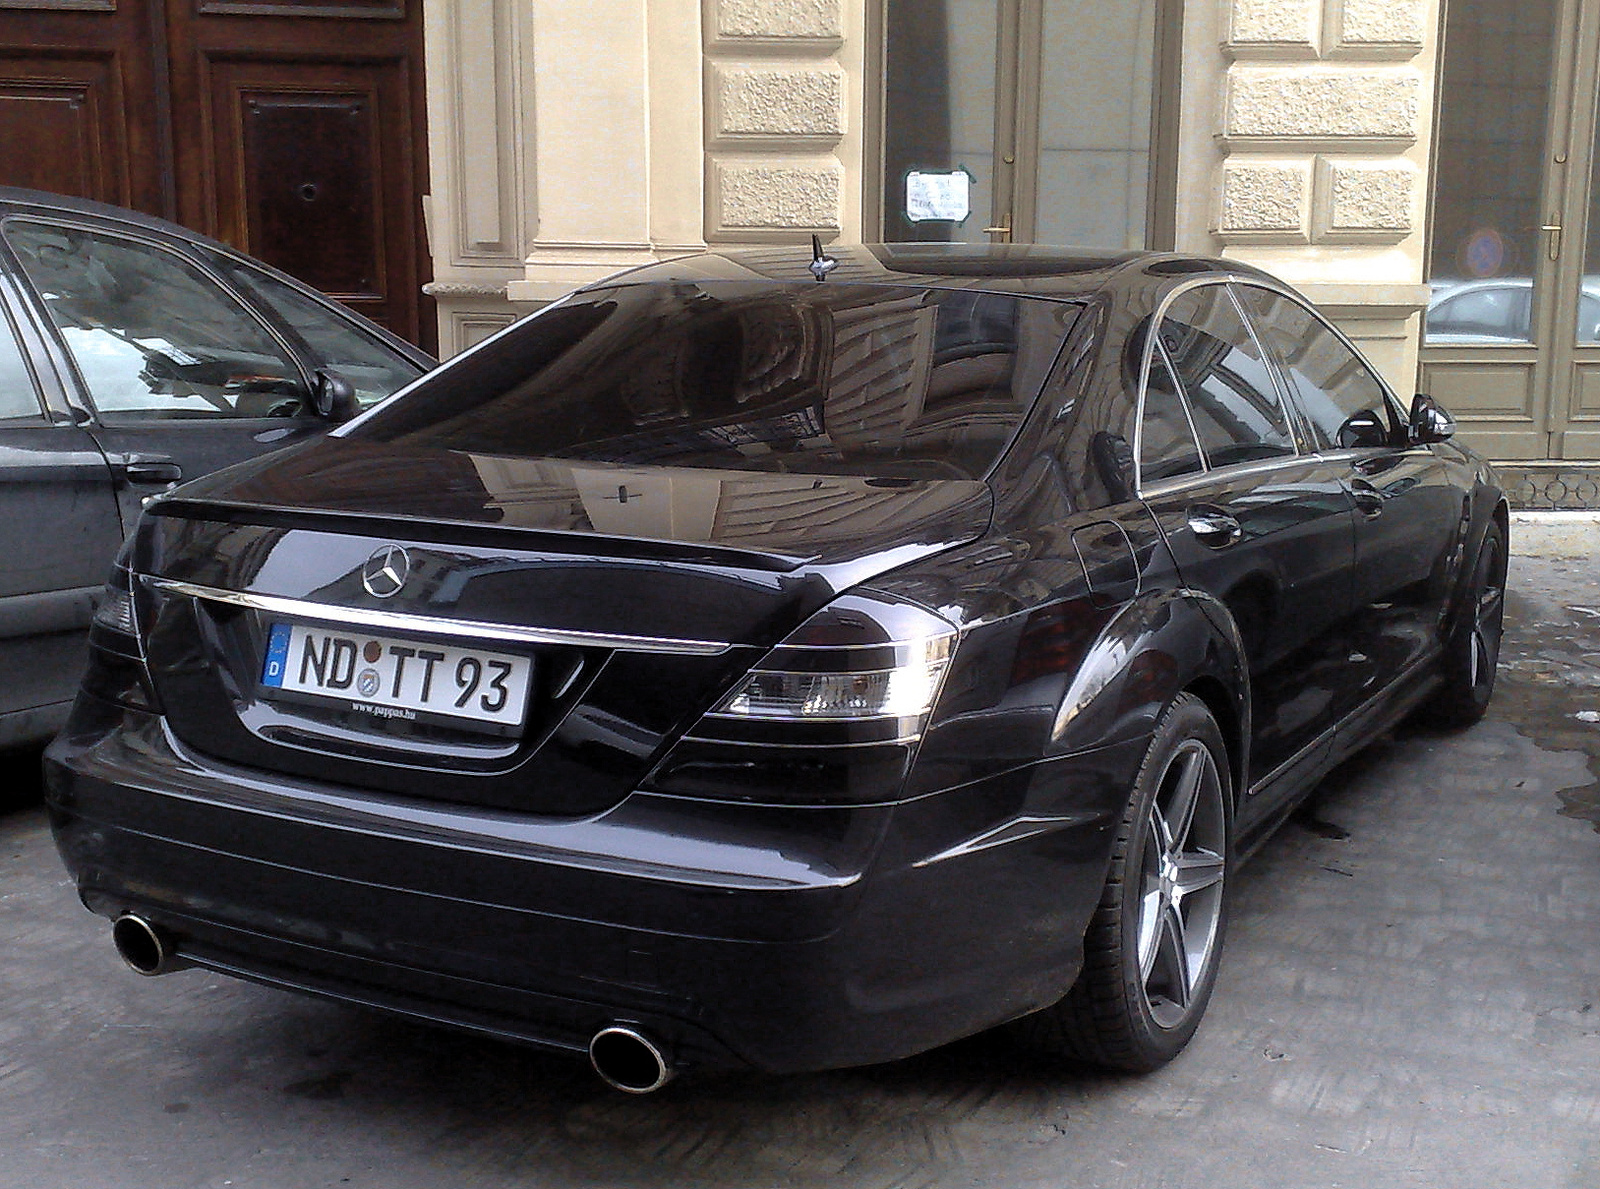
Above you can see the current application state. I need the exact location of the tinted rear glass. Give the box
[349,283,1079,480]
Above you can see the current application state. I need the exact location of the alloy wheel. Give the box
[1135,738,1228,1029]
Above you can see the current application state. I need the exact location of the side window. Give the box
[213,258,424,408]
[1139,338,1203,482]
[1159,285,1297,468]
[1237,285,1399,450]
[0,302,45,422]
[3,220,306,422]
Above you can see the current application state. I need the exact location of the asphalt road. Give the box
[2,536,1597,1189]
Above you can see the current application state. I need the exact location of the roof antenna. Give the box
[809,234,838,282]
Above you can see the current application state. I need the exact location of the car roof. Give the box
[592,242,1286,300]
[0,186,238,253]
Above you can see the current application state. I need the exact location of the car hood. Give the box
[161,436,995,580]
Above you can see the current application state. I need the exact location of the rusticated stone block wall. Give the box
[1218,0,1429,250]
[703,0,849,241]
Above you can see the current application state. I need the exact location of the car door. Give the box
[1237,284,1465,732]
[0,263,123,739]
[0,216,330,530]
[1135,281,1357,805]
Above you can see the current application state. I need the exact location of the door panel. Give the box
[1143,462,1355,790]
[1340,451,1464,700]
[204,58,417,334]
[0,292,123,723]
[0,1,166,213]
[0,0,430,348]
[1424,0,1600,461]
[168,10,427,343]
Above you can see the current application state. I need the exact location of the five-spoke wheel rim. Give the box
[1136,739,1228,1030]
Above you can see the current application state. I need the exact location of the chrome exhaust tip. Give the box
[111,913,186,976]
[588,1025,675,1094]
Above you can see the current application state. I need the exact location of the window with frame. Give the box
[1157,285,1297,468]
[0,303,44,422]
[212,256,424,408]
[1235,284,1400,451]
[3,220,306,422]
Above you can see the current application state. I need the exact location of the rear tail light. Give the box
[645,592,959,804]
[83,565,161,713]
[92,582,137,638]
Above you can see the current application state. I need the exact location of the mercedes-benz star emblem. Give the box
[361,544,411,599]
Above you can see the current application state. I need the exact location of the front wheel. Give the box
[1420,520,1506,728]
[1024,693,1233,1071]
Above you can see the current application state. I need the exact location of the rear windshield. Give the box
[349,282,1079,480]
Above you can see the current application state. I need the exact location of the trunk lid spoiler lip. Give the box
[144,488,997,583]
[146,496,815,574]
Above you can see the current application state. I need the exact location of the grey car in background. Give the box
[0,187,432,753]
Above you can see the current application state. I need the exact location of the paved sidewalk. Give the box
[1,516,1596,1189]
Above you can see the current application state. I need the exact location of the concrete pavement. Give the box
[1,515,1597,1189]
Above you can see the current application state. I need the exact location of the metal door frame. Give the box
[865,0,1181,249]
[1422,0,1600,460]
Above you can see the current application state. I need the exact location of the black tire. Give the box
[1420,520,1506,728]
[1023,693,1233,1072]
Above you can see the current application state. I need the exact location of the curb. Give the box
[1510,511,1600,560]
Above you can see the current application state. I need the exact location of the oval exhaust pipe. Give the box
[111,913,185,976]
[588,1025,675,1094]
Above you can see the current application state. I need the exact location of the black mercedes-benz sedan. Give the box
[44,244,1506,1092]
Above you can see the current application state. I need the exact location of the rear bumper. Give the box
[45,695,1138,1074]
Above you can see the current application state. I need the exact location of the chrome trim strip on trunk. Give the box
[145,577,734,656]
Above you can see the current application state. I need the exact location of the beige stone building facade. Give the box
[420,0,1600,504]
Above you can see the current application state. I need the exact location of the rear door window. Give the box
[1139,339,1204,483]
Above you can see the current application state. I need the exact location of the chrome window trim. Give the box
[1224,282,1319,452]
[1137,450,1326,500]
[145,577,735,656]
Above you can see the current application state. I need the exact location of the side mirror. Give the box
[1336,408,1392,449]
[312,369,359,422]
[1408,392,1456,445]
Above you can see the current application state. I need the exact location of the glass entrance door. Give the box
[1423,0,1600,459]
[877,0,1174,250]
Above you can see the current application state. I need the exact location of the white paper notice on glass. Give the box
[904,170,971,223]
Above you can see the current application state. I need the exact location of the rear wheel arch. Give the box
[1183,673,1246,807]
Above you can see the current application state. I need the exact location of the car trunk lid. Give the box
[135,441,991,816]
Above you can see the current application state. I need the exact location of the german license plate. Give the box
[260,623,532,733]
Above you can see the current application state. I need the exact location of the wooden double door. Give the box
[0,0,430,348]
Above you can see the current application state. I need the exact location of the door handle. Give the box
[1346,478,1384,518]
[1541,219,1562,260]
[113,454,184,485]
[1187,507,1243,547]
[983,212,1013,242]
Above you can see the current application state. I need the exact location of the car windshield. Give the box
[349,282,1079,480]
